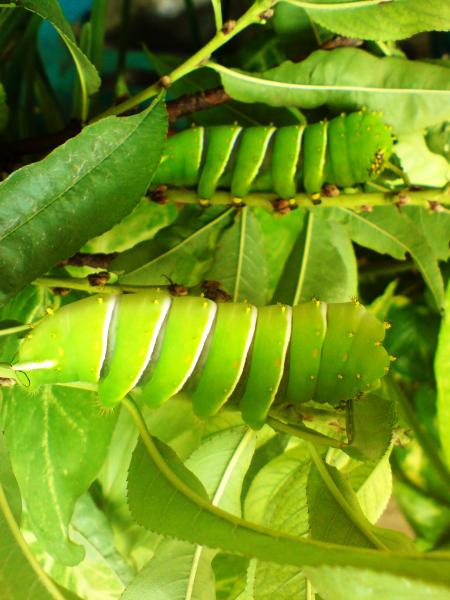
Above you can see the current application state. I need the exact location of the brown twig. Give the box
[58,252,118,269]
[166,87,230,123]
[321,36,363,50]
[0,88,231,162]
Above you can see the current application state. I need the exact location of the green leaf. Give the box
[351,456,393,524]
[0,81,7,131]
[186,426,257,515]
[210,48,450,133]
[307,449,412,551]
[385,300,440,383]
[243,444,311,599]
[84,200,178,254]
[255,208,305,302]
[330,207,445,310]
[3,385,117,565]
[12,0,100,120]
[0,285,50,361]
[123,427,255,600]
[125,418,450,585]
[395,133,450,187]
[0,97,167,305]
[24,493,133,600]
[304,564,450,600]
[345,395,395,463]
[0,432,81,600]
[273,211,357,305]
[287,0,450,41]
[436,281,450,468]
[427,121,450,162]
[115,207,233,287]
[394,478,450,549]
[404,207,450,263]
[121,538,216,600]
[205,208,269,305]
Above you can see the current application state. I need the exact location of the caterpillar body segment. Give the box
[15,291,390,429]
[152,112,394,198]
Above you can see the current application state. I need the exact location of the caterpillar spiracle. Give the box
[152,111,394,199]
[10,291,391,429]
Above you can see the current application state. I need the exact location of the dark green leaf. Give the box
[0,81,7,131]
[0,97,167,305]
[385,301,440,383]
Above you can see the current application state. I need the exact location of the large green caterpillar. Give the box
[152,111,394,198]
[10,290,390,429]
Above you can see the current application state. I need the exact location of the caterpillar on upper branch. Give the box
[152,111,394,199]
[10,291,390,429]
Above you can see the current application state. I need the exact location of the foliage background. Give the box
[0,1,449,599]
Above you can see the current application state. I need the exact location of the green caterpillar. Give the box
[152,111,394,199]
[10,290,390,429]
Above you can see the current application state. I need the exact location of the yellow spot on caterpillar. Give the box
[315,330,321,337]
[98,297,103,304]
[312,348,318,358]
[232,197,243,206]
[375,340,382,347]
[356,373,362,379]
[46,308,54,316]
[312,297,320,307]
[274,358,281,368]
[390,355,397,362]
[384,321,392,330]
[311,193,321,201]
[203,301,209,308]
[384,366,390,373]
[351,296,360,306]
[233,359,239,369]
[27,334,33,339]
[348,331,355,338]
[153,299,160,304]
[58,347,64,357]
[281,305,286,313]
[309,375,315,381]
[337,374,344,380]
[199,199,211,207]
[366,383,371,388]
[343,352,349,361]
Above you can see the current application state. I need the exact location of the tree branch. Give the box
[0,88,231,162]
